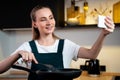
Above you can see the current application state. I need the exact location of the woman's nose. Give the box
[46,19,51,25]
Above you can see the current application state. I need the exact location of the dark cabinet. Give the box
[0,0,64,30]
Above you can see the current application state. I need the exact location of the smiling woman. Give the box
[0,1,115,80]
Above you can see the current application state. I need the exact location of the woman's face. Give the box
[33,8,56,36]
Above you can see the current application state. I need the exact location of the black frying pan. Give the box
[12,65,82,80]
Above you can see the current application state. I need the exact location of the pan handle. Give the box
[12,65,34,73]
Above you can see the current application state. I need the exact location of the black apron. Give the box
[28,39,64,80]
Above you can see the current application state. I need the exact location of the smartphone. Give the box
[97,15,107,29]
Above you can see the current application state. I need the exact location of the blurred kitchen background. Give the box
[0,0,120,75]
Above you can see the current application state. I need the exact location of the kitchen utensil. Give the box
[37,63,58,72]
[85,59,100,76]
[12,65,82,80]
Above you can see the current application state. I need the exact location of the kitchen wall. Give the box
[0,27,120,73]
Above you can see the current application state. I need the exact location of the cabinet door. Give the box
[0,0,64,29]
[113,1,120,23]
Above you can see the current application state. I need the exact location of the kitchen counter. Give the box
[0,75,27,80]
[74,71,120,80]
[0,70,27,80]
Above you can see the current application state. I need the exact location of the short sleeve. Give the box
[64,39,80,61]
[10,42,32,67]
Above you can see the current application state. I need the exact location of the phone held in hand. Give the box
[97,15,107,29]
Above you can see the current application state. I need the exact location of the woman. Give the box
[0,5,115,79]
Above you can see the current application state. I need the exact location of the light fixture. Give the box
[83,0,88,12]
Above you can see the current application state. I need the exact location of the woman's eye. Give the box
[40,19,46,21]
[50,17,53,19]
[50,16,54,20]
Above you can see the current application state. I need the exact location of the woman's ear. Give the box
[32,21,37,28]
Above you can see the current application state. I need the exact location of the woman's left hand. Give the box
[103,16,115,35]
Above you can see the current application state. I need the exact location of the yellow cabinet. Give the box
[113,1,120,23]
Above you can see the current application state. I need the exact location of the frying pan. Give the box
[12,65,82,80]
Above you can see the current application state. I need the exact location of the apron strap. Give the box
[29,40,38,53]
[57,39,64,53]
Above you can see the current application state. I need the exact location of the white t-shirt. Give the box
[12,39,80,68]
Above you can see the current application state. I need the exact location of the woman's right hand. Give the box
[17,50,38,64]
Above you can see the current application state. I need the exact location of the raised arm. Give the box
[77,16,115,59]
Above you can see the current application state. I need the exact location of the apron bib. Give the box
[28,39,64,80]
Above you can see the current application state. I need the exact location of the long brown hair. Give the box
[30,5,60,40]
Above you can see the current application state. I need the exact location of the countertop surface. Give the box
[74,71,120,80]
[0,75,27,79]
[0,70,27,79]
